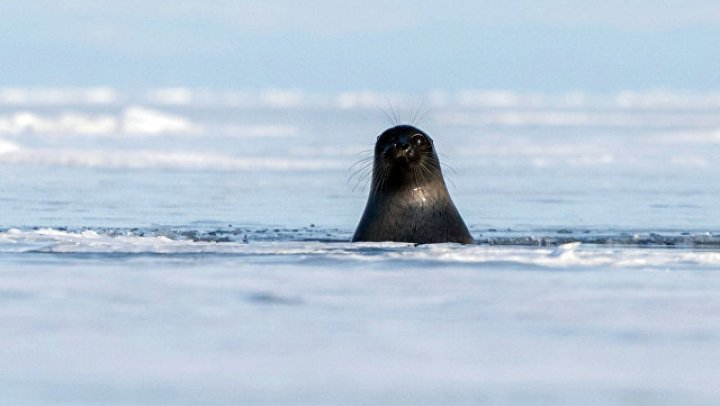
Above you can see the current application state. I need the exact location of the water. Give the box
[1,88,720,404]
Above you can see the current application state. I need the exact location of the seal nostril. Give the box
[398,143,410,151]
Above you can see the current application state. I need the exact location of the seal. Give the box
[352,125,474,244]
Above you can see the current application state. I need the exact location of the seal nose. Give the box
[391,142,413,161]
[396,142,410,151]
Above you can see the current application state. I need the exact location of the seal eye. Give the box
[411,133,426,146]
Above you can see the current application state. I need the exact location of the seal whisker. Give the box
[443,172,457,189]
[394,105,401,126]
[349,161,373,173]
[370,172,380,195]
[410,98,427,126]
[440,161,458,175]
[348,158,373,171]
[429,156,457,189]
[409,99,418,126]
[420,162,433,190]
[385,99,399,126]
[348,165,372,184]
[353,165,375,192]
[417,152,447,190]
[413,165,424,191]
[429,152,458,187]
[378,107,396,127]
[352,181,365,193]
[375,164,390,194]
[414,105,432,126]
[352,173,371,192]
[345,162,372,183]
[350,156,373,164]
[418,160,433,187]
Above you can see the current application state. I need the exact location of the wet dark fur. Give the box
[352,125,474,244]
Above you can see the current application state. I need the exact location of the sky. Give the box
[1,0,719,91]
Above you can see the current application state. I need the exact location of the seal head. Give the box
[352,125,474,244]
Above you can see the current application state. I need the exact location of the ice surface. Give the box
[2,238,720,404]
[2,228,720,268]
